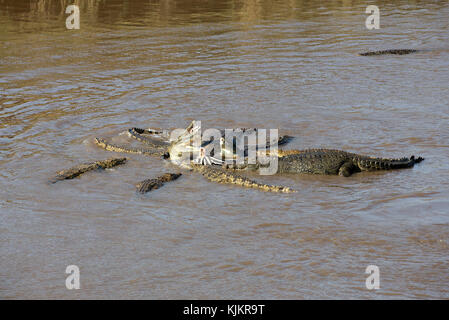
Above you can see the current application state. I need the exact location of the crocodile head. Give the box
[167,121,202,168]
[168,121,224,167]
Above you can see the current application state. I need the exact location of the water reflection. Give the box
[1,0,446,26]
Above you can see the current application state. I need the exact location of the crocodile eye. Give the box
[178,152,182,157]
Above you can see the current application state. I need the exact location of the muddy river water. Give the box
[1,0,449,299]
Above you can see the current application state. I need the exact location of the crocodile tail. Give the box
[356,155,424,171]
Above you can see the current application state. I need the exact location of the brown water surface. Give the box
[1,0,449,299]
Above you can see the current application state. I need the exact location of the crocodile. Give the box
[224,148,424,177]
[170,121,424,177]
[50,157,127,183]
[191,163,295,193]
[94,137,168,157]
[359,49,419,56]
[136,173,182,193]
[53,121,424,193]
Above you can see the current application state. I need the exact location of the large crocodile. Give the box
[171,122,424,178]
[224,149,423,177]
[52,121,424,193]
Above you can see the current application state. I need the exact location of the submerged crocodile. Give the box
[136,173,182,193]
[51,158,127,183]
[359,49,419,56]
[52,121,424,193]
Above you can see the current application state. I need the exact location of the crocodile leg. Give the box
[338,160,358,177]
[191,164,295,193]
